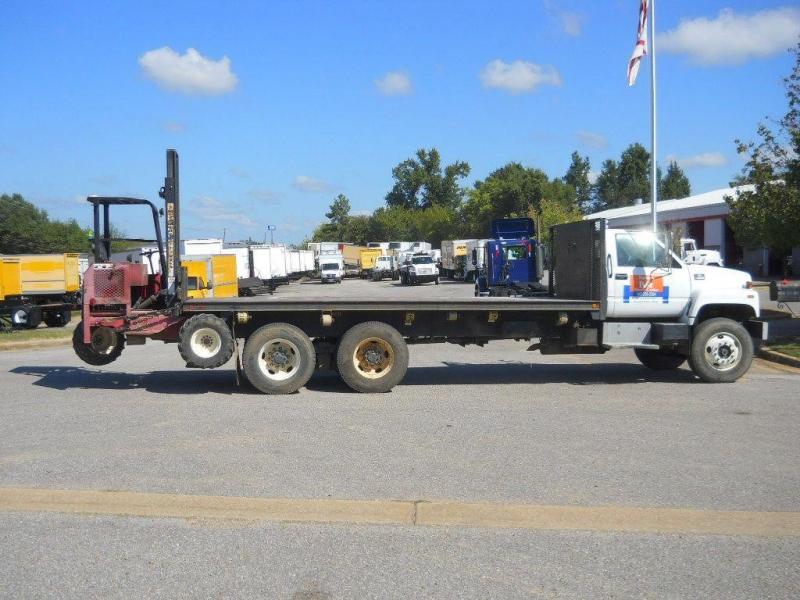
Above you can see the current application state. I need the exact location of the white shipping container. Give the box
[221,247,251,279]
[251,245,288,280]
[290,251,302,274]
[299,250,314,273]
[182,238,223,256]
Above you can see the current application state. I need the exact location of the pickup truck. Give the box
[71,151,767,396]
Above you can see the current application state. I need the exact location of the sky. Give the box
[1,1,798,244]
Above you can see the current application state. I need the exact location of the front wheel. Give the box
[336,321,409,393]
[72,323,125,366]
[689,318,753,383]
[634,348,686,370]
[242,323,316,394]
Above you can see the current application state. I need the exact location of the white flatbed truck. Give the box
[73,151,767,395]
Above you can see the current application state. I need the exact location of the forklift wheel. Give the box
[178,314,235,369]
[72,323,125,366]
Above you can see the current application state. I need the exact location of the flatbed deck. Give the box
[182,296,599,313]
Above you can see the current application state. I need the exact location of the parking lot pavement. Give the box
[1,276,799,598]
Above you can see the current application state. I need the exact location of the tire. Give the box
[336,321,409,393]
[44,310,72,328]
[11,305,41,329]
[634,348,686,370]
[72,322,125,366]
[242,323,316,394]
[689,318,753,383]
[177,314,235,369]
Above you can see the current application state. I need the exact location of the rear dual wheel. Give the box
[242,323,316,395]
[336,322,408,393]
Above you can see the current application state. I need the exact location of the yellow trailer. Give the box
[0,253,81,329]
[359,248,384,277]
[181,254,238,299]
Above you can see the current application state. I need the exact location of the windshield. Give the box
[616,233,663,267]
[411,256,433,264]
[321,263,339,270]
[504,245,528,260]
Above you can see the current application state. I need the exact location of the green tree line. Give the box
[310,142,692,247]
[0,194,90,254]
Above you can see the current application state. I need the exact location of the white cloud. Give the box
[162,122,186,133]
[292,175,333,193]
[246,188,281,204]
[543,1,585,36]
[188,196,258,228]
[666,152,728,169]
[375,71,413,96]
[659,7,800,65]
[587,170,599,185]
[576,130,608,149]
[139,47,239,94]
[480,59,562,94]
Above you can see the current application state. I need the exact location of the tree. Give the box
[617,143,651,204]
[530,197,584,244]
[325,193,351,227]
[660,161,691,200]
[592,143,673,211]
[726,44,800,254]
[385,148,470,210]
[0,193,90,254]
[593,159,623,211]
[563,151,593,213]
[461,162,577,238]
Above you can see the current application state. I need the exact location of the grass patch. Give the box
[0,312,80,344]
[768,339,800,359]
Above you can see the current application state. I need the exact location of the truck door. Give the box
[606,231,689,318]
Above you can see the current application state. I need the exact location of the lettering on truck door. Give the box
[606,231,689,318]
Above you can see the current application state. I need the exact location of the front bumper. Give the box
[410,273,438,283]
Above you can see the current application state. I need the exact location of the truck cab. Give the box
[319,255,344,284]
[399,253,439,285]
[605,228,755,322]
[476,218,542,296]
[680,238,724,267]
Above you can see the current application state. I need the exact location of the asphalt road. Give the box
[1,277,799,598]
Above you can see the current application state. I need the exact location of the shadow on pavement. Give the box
[8,365,257,396]
[10,361,696,396]
[306,361,696,392]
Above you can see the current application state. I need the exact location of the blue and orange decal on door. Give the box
[623,274,669,303]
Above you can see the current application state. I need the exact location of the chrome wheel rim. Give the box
[703,332,741,371]
[258,338,300,381]
[352,337,394,379]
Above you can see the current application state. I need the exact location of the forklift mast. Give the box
[158,149,182,296]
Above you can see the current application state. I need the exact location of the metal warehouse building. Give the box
[586,185,799,278]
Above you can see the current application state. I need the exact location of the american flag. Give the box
[627,0,648,86]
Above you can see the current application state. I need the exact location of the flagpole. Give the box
[649,0,657,232]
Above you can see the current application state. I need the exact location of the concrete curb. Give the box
[758,348,800,369]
